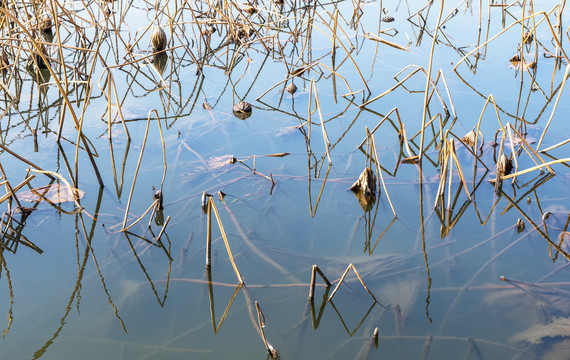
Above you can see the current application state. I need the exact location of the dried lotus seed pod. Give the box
[233,101,253,119]
[151,26,167,52]
[286,82,297,94]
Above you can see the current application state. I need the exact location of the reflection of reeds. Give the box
[122,110,166,230]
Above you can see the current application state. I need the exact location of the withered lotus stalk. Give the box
[152,26,167,52]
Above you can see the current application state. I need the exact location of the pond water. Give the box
[1,0,570,359]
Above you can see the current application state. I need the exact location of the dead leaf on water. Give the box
[511,317,570,344]
[208,155,235,169]
[264,152,290,158]
[275,126,299,137]
[18,184,85,203]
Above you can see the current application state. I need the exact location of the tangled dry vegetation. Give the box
[0,0,567,215]
[0,0,570,357]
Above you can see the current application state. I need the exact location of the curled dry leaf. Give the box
[516,218,525,233]
[18,184,85,204]
[350,167,377,212]
[462,130,477,146]
[497,154,513,176]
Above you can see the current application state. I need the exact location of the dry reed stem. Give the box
[206,196,212,268]
[310,10,370,95]
[508,124,554,175]
[308,264,331,300]
[220,194,299,282]
[207,269,242,333]
[537,63,570,151]
[0,8,104,188]
[448,138,472,201]
[368,130,397,217]
[311,79,332,165]
[361,67,422,107]
[418,0,445,164]
[363,32,410,51]
[327,263,378,302]
[255,301,278,358]
[121,199,159,232]
[29,169,82,210]
[153,215,173,261]
[357,107,413,159]
[447,131,489,171]
[0,144,53,178]
[0,164,21,209]
[434,144,450,208]
[209,198,244,284]
[121,110,152,230]
[501,158,570,180]
[454,9,568,72]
